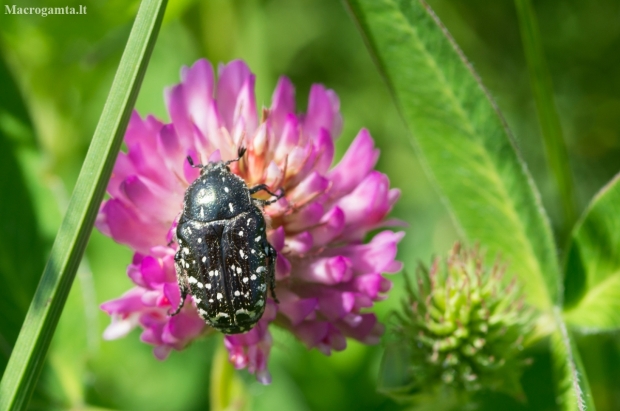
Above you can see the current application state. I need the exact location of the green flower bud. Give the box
[379,243,533,402]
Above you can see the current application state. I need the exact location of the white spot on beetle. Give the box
[183,247,189,254]
[250,274,257,280]
[224,187,229,193]
[247,218,253,226]
[236,266,242,274]
[194,297,202,304]
[259,284,266,291]
[216,293,223,300]
[240,250,245,258]
[199,309,208,316]
[215,312,229,320]
[200,207,205,219]
[236,308,255,316]
[230,264,235,271]
[214,270,219,276]
[229,203,234,212]
[198,238,202,243]
[197,282,204,288]
[185,263,190,268]
[208,299,214,303]
[209,270,214,277]
[243,277,249,283]
[251,249,255,254]
[239,230,244,236]
[206,284,212,290]
[255,236,261,242]
[188,277,197,284]
[256,266,266,273]
[202,256,207,263]
[234,290,240,296]
[256,299,264,307]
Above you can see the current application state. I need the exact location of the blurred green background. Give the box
[1,0,619,409]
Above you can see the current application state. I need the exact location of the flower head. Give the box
[379,244,532,400]
[98,59,402,383]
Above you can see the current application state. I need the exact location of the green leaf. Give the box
[0,0,168,409]
[344,0,560,309]
[563,173,620,331]
[514,0,577,232]
[550,312,595,411]
[0,53,45,375]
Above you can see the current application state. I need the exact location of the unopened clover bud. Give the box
[379,243,533,402]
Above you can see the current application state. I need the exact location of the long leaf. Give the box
[0,0,167,408]
[563,173,620,331]
[344,0,594,408]
[344,0,559,310]
[514,0,577,231]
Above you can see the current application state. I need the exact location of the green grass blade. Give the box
[551,310,595,411]
[514,0,577,232]
[0,0,168,408]
[563,173,620,331]
[344,0,560,310]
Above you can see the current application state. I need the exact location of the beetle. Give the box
[169,147,283,334]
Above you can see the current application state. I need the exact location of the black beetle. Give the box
[170,148,283,334]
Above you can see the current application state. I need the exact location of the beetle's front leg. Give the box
[170,251,189,316]
[267,245,279,304]
[249,184,285,205]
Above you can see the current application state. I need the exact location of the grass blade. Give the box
[0,0,168,408]
[514,0,577,232]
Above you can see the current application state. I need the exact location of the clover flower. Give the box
[380,244,532,400]
[98,59,402,383]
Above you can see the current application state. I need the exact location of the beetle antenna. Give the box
[187,155,204,169]
[225,147,247,165]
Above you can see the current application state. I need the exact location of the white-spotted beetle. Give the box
[170,148,283,334]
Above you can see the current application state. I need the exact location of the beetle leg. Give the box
[249,184,285,205]
[170,252,189,316]
[268,245,279,303]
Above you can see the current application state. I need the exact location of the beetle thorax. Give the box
[182,163,253,223]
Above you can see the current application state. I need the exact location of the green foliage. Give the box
[345,0,601,409]
[563,174,620,331]
[0,0,168,408]
[0,53,45,377]
[514,0,576,231]
[345,0,559,311]
[550,314,595,411]
[1,0,620,409]
[210,341,250,411]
